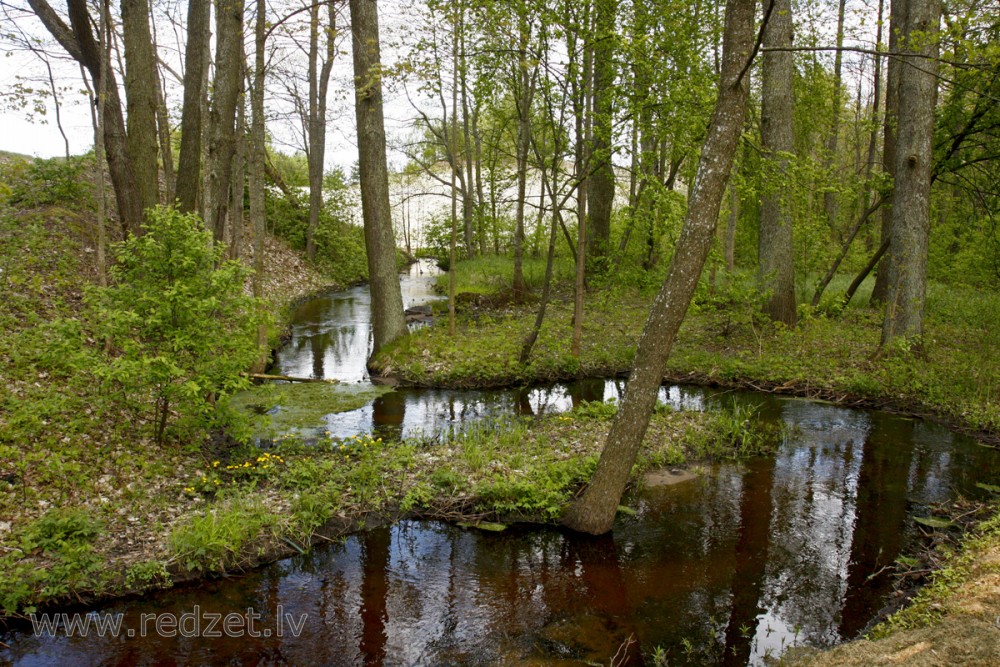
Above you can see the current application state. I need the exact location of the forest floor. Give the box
[0,197,761,627]
[3,164,1000,661]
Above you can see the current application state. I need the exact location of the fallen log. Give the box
[244,373,339,384]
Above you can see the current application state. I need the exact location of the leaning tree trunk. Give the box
[349,0,407,356]
[561,0,756,536]
[758,0,797,326]
[881,0,940,347]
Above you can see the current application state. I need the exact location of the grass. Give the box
[374,258,1000,436]
[435,254,578,295]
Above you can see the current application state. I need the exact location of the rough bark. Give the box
[230,101,246,260]
[758,0,797,326]
[249,0,268,368]
[121,0,160,214]
[175,0,210,213]
[871,0,907,305]
[512,9,535,302]
[204,0,244,244]
[881,0,940,347]
[349,0,407,356]
[822,0,847,232]
[154,63,175,204]
[28,0,144,236]
[561,0,755,535]
[586,0,616,263]
[306,0,337,261]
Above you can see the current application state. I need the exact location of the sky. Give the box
[0,0,424,168]
[0,0,867,166]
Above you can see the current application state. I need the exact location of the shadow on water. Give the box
[4,263,1000,666]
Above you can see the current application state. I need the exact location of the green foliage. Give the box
[20,507,102,552]
[168,495,278,572]
[571,399,619,421]
[264,168,368,285]
[267,150,310,188]
[474,454,598,519]
[696,402,784,460]
[123,560,171,591]
[89,206,263,445]
[0,509,105,614]
[1,155,93,209]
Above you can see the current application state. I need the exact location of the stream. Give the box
[3,260,999,666]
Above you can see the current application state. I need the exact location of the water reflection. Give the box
[5,397,998,666]
[272,260,442,384]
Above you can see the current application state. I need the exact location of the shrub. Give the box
[89,207,263,445]
[3,156,93,209]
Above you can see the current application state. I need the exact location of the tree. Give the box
[121,0,160,213]
[561,0,756,535]
[27,0,145,235]
[871,0,908,305]
[249,0,269,370]
[175,0,210,213]
[349,0,407,356]
[91,207,260,445]
[204,0,245,245]
[881,0,940,347]
[306,0,338,261]
[758,0,796,325]
[586,0,616,263]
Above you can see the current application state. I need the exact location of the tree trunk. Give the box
[121,0,160,214]
[587,0,615,264]
[520,176,562,364]
[28,0,144,236]
[822,0,847,233]
[871,0,907,305]
[725,183,738,271]
[350,0,408,356]
[449,0,459,336]
[154,62,175,205]
[758,0,797,326]
[881,0,940,347]
[176,0,210,213]
[512,9,535,302]
[306,0,336,261]
[561,0,755,535]
[204,0,243,244]
[229,101,246,260]
[570,3,591,357]
[250,0,269,369]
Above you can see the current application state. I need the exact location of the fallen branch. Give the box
[244,373,339,384]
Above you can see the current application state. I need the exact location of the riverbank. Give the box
[785,507,1000,666]
[0,199,768,625]
[372,259,1000,441]
[0,197,335,619]
[371,257,1000,666]
[3,192,999,664]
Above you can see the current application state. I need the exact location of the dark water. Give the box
[3,263,999,666]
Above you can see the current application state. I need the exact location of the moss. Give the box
[226,382,393,437]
